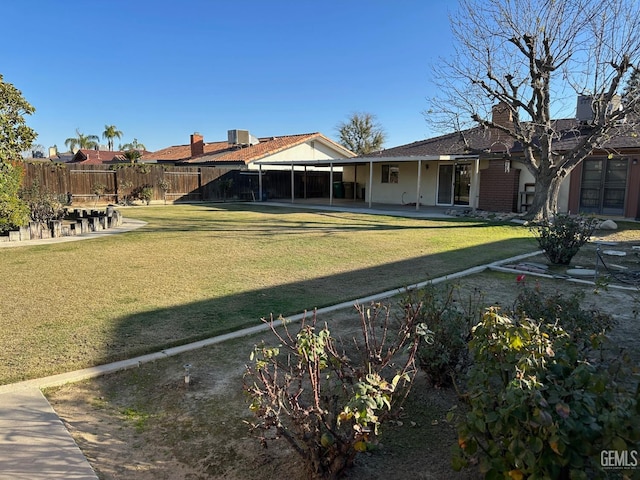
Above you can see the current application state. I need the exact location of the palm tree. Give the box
[120,138,146,152]
[64,129,99,153]
[102,125,123,151]
[120,138,147,165]
[122,149,142,165]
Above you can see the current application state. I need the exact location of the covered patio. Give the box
[252,154,480,211]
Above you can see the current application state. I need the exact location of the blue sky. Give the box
[2,1,457,153]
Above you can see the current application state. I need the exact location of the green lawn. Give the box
[0,203,537,384]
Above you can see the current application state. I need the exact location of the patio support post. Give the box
[258,164,263,201]
[368,159,373,208]
[291,164,295,203]
[354,164,358,200]
[329,163,334,206]
[304,166,307,199]
[416,160,422,211]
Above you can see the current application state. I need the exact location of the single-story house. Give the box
[255,102,640,219]
[66,149,152,165]
[142,130,355,168]
[140,130,355,200]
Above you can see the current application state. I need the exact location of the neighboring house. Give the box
[256,100,640,219]
[67,149,128,165]
[142,130,355,201]
[142,130,355,168]
[50,152,76,163]
[65,148,153,165]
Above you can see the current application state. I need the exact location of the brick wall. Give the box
[490,103,514,152]
[190,133,204,157]
[478,160,521,212]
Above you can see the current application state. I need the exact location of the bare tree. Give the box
[336,112,386,155]
[425,0,640,220]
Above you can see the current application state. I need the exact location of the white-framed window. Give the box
[381,164,399,183]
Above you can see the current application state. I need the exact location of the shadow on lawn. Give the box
[97,236,536,366]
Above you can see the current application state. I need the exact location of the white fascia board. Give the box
[312,136,357,158]
[252,154,477,166]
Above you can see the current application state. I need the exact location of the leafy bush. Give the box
[117,180,133,205]
[20,181,66,224]
[513,286,616,350]
[133,185,153,205]
[157,178,171,204]
[0,161,29,233]
[244,304,431,479]
[530,213,598,265]
[453,308,640,479]
[409,284,484,387]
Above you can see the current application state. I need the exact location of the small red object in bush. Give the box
[516,274,526,284]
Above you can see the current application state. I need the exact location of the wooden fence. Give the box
[20,163,341,205]
[21,163,244,205]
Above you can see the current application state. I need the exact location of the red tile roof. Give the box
[68,150,126,164]
[142,133,352,164]
[68,149,153,165]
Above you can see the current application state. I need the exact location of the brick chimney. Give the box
[190,132,204,157]
[490,103,514,153]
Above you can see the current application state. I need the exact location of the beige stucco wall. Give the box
[248,140,350,171]
[343,161,480,208]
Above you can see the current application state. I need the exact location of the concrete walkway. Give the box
[0,218,147,248]
[0,389,98,479]
[258,200,459,219]
[0,217,149,478]
[0,203,534,478]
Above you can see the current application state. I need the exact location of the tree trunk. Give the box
[525,172,563,222]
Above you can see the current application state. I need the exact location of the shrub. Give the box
[453,308,640,479]
[157,178,171,204]
[530,213,598,265]
[20,181,66,224]
[244,303,431,479]
[134,185,153,205]
[117,180,133,205]
[409,284,484,387]
[0,161,29,233]
[513,285,616,351]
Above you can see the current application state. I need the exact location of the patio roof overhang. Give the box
[252,154,478,167]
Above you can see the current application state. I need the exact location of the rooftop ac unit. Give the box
[228,129,250,145]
